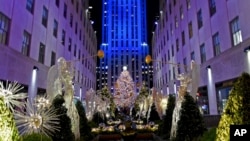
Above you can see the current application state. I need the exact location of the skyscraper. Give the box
[97,0,150,93]
[153,0,250,115]
[0,0,97,101]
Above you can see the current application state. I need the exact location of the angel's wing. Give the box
[190,61,200,99]
[46,64,59,103]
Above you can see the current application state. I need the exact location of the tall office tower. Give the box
[0,0,97,101]
[153,0,250,115]
[97,0,150,94]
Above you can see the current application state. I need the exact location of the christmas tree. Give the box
[113,66,135,108]
[134,83,149,115]
[98,86,116,118]
[159,94,175,139]
[173,93,205,141]
[51,95,75,141]
[75,99,93,141]
[216,73,250,141]
[0,97,20,141]
[148,103,160,122]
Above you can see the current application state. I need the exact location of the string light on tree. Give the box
[113,66,136,108]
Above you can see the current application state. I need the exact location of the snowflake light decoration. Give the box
[35,94,51,110]
[15,101,60,137]
[0,81,27,112]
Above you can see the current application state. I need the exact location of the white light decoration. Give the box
[46,57,80,139]
[15,100,60,137]
[123,66,127,71]
[0,81,27,112]
[36,94,50,110]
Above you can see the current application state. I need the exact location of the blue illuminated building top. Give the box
[98,0,149,91]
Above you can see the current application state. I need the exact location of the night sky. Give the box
[89,0,159,50]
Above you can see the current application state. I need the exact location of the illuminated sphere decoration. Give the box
[30,114,43,129]
[145,55,152,64]
[123,66,127,71]
[97,50,104,59]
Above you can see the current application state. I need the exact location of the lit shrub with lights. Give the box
[216,73,250,141]
[173,93,206,141]
[0,97,20,141]
[158,94,175,139]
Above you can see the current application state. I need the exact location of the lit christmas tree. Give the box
[98,86,116,118]
[216,73,250,141]
[113,66,136,108]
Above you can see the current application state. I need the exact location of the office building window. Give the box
[175,16,178,28]
[171,45,174,56]
[169,3,172,15]
[70,14,73,27]
[78,49,81,60]
[22,30,31,56]
[74,44,76,56]
[55,0,59,7]
[53,20,58,37]
[182,31,185,45]
[51,51,56,66]
[42,6,48,27]
[173,0,176,6]
[231,17,242,46]
[62,30,65,45]
[63,3,67,18]
[186,0,191,9]
[166,12,168,21]
[0,12,10,45]
[191,51,195,61]
[188,22,193,38]
[68,38,72,51]
[75,22,78,34]
[212,32,221,56]
[38,43,45,64]
[180,5,184,19]
[170,23,173,34]
[173,67,176,79]
[177,63,181,74]
[26,0,34,13]
[183,57,187,72]
[176,39,179,52]
[76,1,79,13]
[209,0,216,16]
[200,44,206,63]
[168,49,170,60]
[197,9,203,29]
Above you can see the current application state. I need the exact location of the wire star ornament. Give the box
[0,81,27,112]
[15,100,60,137]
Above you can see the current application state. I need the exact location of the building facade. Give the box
[97,0,151,93]
[152,0,250,115]
[0,0,97,101]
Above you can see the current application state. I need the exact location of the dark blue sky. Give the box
[89,0,159,48]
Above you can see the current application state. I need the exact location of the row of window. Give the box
[154,18,242,89]
[154,15,242,71]
[28,0,95,48]
[27,0,84,18]
[157,0,217,43]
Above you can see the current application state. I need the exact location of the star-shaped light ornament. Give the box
[0,81,27,112]
[36,94,51,110]
[15,100,60,137]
